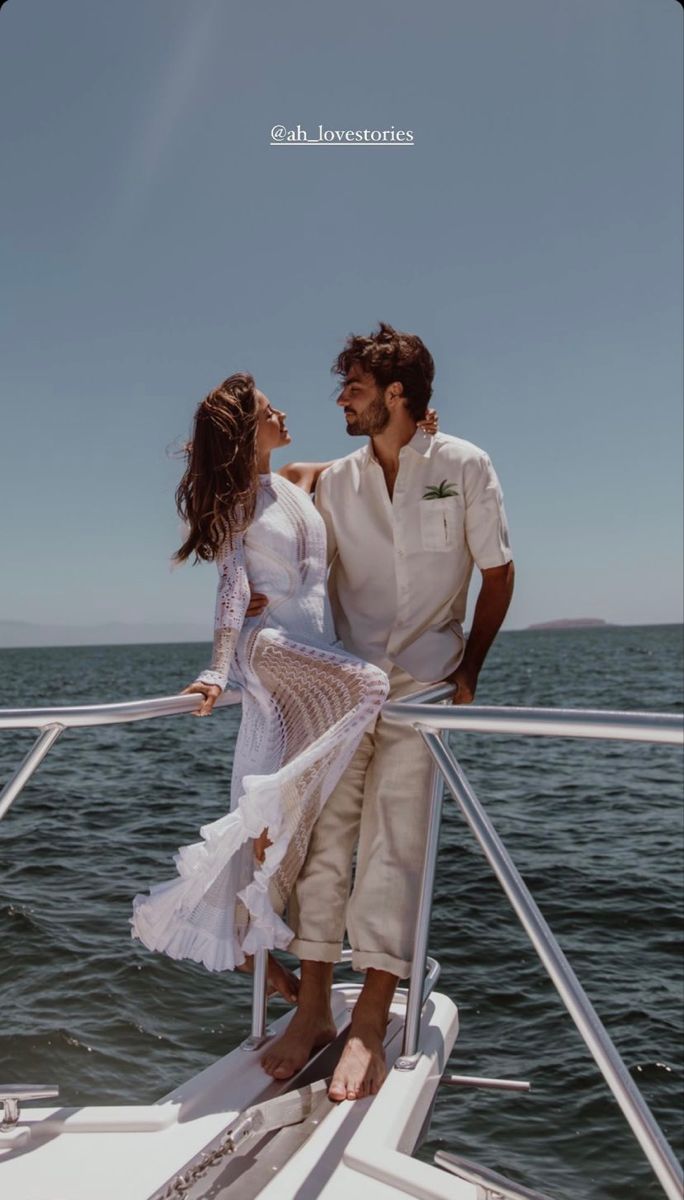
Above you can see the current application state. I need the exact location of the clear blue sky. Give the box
[1,0,682,639]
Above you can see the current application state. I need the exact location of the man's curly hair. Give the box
[333,322,435,420]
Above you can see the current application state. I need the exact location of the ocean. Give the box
[1,625,682,1199]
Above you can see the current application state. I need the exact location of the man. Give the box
[262,323,514,1100]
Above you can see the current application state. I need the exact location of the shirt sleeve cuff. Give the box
[195,669,228,691]
[474,548,514,570]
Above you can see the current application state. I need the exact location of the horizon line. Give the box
[2,621,683,654]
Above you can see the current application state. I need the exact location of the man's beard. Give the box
[345,394,390,437]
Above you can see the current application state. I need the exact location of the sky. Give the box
[1,0,682,643]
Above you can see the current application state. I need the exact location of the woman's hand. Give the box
[254,827,273,863]
[417,407,439,435]
[182,682,222,717]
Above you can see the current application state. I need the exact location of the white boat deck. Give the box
[0,983,464,1200]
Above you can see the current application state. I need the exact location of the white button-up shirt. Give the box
[315,430,512,683]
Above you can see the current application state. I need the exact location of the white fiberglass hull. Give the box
[0,984,466,1200]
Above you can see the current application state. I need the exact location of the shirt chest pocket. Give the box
[418,497,463,551]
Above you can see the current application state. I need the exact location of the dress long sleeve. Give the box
[195,535,251,691]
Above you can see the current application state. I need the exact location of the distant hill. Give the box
[526,618,612,631]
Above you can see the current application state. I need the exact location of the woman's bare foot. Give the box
[261,1005,337,1079]
[262,960,336,1079]
[236,952,299,1004]
[328,1024,387,1101]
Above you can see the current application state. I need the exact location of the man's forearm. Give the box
[450,561,515,694]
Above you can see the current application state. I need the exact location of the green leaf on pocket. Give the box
[422,480,459,499]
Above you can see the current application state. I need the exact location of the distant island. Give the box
[526,618,612,631]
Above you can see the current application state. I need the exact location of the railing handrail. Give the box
[1,686,681,743]
[383,700,684,744]
[0,689,242,730]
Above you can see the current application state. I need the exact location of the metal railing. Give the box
[0,689,682,1198]
[385,694,683,1200]
[0,690,241,820]
[435,1150,555,1200]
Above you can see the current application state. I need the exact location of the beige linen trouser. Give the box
[288,667,437,979]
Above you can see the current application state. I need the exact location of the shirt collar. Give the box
[361,428,433,468]
[403,429,433,457]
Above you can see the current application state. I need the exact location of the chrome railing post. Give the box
[241,948,271,1051]
[395,736,445,1070]
[0,724,64,821]
[251,948,268,1040]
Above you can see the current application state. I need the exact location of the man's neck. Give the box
[370,417,417,473]
[370,417,417,500]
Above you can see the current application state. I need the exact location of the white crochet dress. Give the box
[131,472,388,970]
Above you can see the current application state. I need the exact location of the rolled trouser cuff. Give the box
[351,948,411,979]
[288,937,342,963]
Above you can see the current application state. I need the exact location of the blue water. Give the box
[1,625,682,1199]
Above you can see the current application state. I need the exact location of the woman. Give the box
[131,374,393,999]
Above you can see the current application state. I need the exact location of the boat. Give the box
[0,686,682,1200]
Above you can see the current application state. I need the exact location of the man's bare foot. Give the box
[236,952,299,1004]
[326,967,397,1101]
[261,1004,337,1080]
[328,1024,387,1101]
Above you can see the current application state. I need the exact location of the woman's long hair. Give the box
[174,373,259,563]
